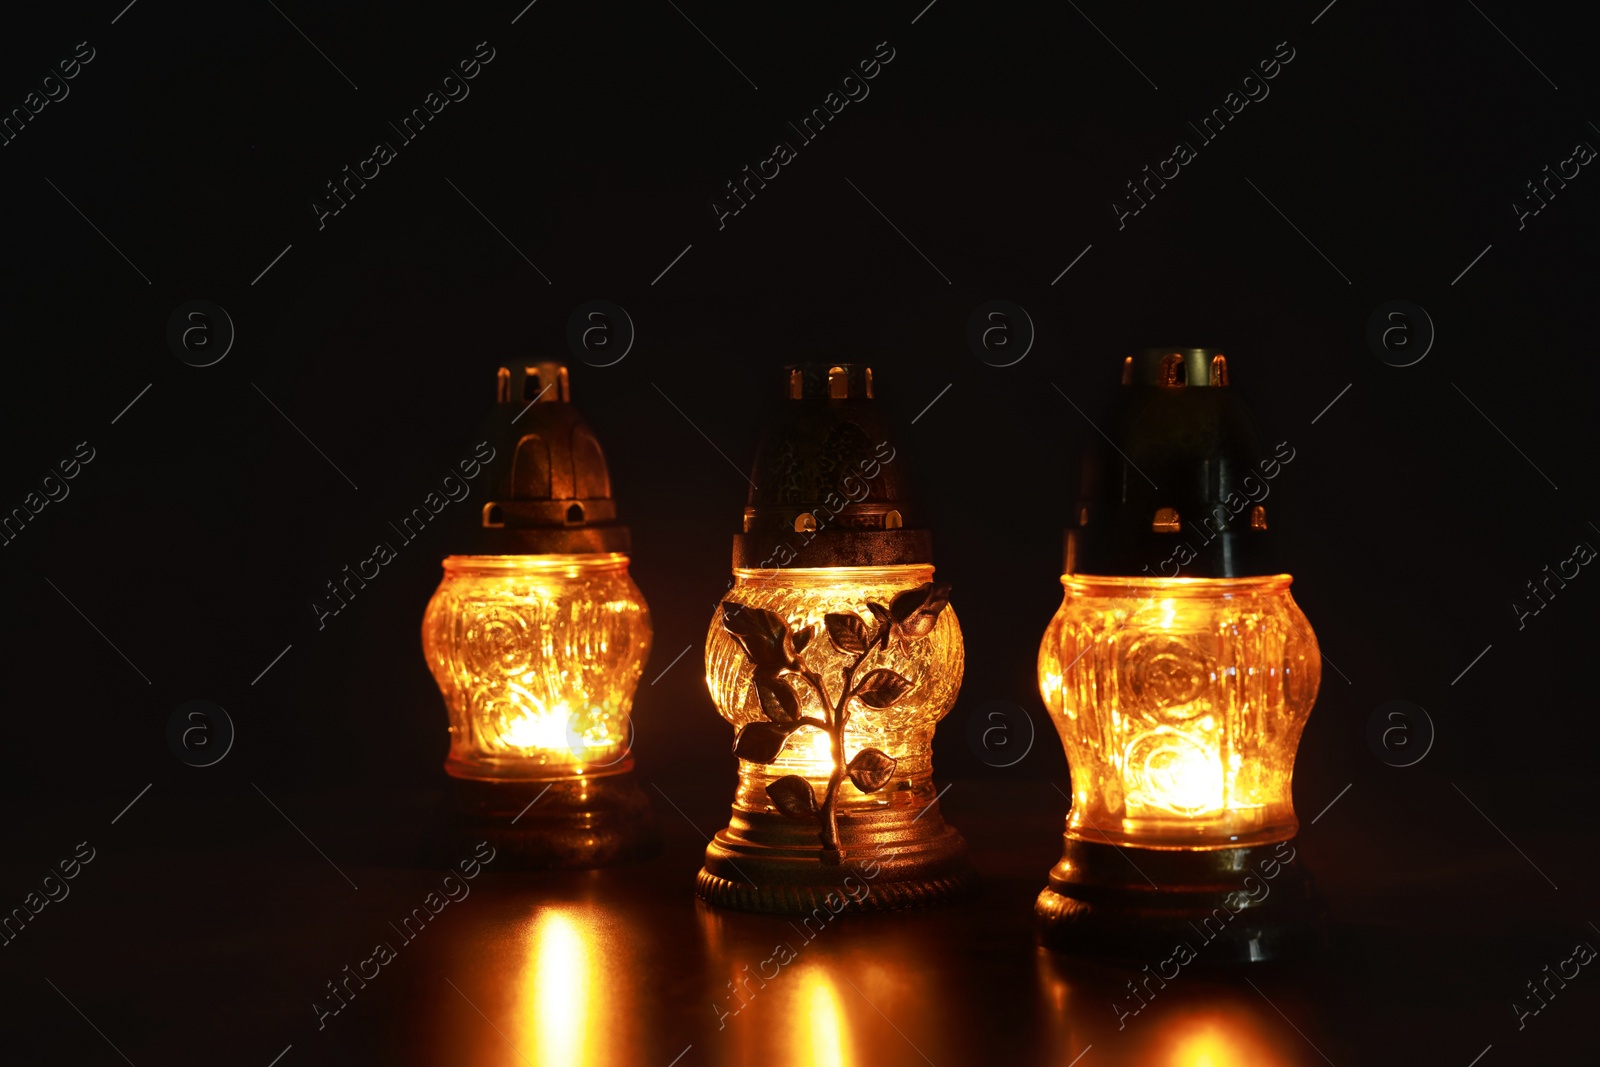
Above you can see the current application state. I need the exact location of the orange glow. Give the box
[423,553,651,779]
[509,906,646,1067]
[1038,575,1319,848]
[1171,1026,1240,1067]
[530,912,589,1066]
[799,969,850,1067]
[1135,727,1225,816]
[498,696,619,754]
[788,724,837,776]
[1158,1014,1291,1066]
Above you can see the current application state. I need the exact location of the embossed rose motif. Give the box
[1122,634,1209,722]
[467,606,533,677]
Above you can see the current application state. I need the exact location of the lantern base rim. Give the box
[1034,836,1326,962]
[447,772,658,871]
[696,802,977,914]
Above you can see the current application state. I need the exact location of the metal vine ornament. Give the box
[720,581,952,855]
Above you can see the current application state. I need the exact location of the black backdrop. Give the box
[3,1,1597,841]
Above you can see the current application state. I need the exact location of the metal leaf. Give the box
[847,748,897,793]
[766,775,818,818]
[824,612,870,655]
[719,600,759,634]
[721,601,792,668]
[756,676,801,723]
[888,584,933,623]
[790,624,814,655]
[733,721,799,763]
[891,582,953,638]
[854,668,914,709]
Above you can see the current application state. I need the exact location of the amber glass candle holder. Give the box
[424,553,650,777]
[1039,575,1318,848]
[422,361,656,869]
[1034,349,1325,960]
[696,363,976,913]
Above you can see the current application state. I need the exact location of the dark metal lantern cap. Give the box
[732,362,931,569]
[462,361,630,554]
[1065,348,1281,578]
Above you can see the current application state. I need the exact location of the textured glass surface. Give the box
[423,554,651,779]
[1037,575,1318,848]
[705,565,963,812]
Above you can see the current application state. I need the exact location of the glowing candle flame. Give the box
[800,726,835,773]
[503,698,577,750]
[1136,730,1225,816]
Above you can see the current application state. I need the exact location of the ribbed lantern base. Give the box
[447,768,658,871]
[1034,837,1326,962]
[697,802,977,914]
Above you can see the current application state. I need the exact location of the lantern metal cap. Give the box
[1066,348,1280,578]
[732,362,931,568]
[462,360,631,554]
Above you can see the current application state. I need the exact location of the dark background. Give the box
[2,1,1598,1064]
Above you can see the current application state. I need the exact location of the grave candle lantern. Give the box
[697,363,976,913]
[422,361,655,869]
[1034,349,1324,960]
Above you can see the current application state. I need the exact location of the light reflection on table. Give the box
[0,782,1570,1065]
[695,904,969,1067]
[521,908,600,1066]
[1036,949,1315,1066]
[431,884,1328,1067]
[415,776,1348,1067]
[442,892,654,1067]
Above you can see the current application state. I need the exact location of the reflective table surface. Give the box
[2,774,1593,1066]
